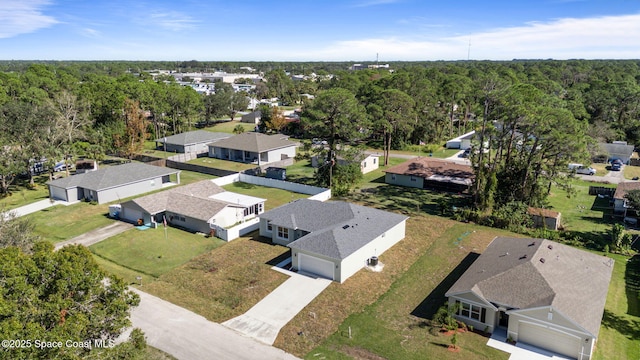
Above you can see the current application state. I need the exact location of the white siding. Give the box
[96,176,165,204]
[261,146,297,165]
[385,173,424,189]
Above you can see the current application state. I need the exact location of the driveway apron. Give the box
[223,269,331,345]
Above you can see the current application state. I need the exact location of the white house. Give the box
[155,130,231,154]
[208,132,298,166]
[446,130,476,150]
[258,199,408,283]
[119,180,265,237]
[445,237,613,360]
[311,154,379,174]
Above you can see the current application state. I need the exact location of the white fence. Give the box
[215,217,260,242]
[213,173,331,201]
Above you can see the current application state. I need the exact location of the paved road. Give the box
[223,266,331,345]
[54,221,134,250]
[130,289,300,360]
[576,166,626,184]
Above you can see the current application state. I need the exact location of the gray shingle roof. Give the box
[208,132,297,153]
[613,181,640,200]
[47,163,179,191]
[600,143,634,159]
[260,199,408,260]
[155,130,230,146]
[446,237,614,337]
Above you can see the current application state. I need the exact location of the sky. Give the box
[1,0,640,61]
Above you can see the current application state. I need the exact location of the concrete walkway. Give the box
[223,265,331,345]
[130,288,300,360]
[54,221,134,250]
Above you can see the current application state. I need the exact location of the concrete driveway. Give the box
[130,289,299,360]
[54,221,133,250]
[223,265,331,345]
[487,335,572,360]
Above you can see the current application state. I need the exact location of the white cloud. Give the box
[148,11,199,31]
[293,13,640,60]
[0,0,58,38]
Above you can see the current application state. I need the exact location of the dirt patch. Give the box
[340,346,388,360]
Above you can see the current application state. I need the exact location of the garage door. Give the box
[49,186,68,202]
[298,253,334,280]
[518,322,581,359]
[121,207,143,224]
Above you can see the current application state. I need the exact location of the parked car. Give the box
[576,166,596,175]
[53,162,67,172]
[459,148,471,158]
[610,158,623,171]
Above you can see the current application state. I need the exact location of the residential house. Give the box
[241,110,261,124]
[208,132,298,166]
[384,157,474,192]
[613,181,640,216]
[445,237,613,360]
[155,130,231,154]
[598,142,635,164]
[120,180,265,235]
[258,199,408,283]
[48,162,181,204]
[446,130,476,150]
[311,154,379,174]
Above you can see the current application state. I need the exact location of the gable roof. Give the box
[446,237,613,337]
[47,163,179,191]
[614,181,640,200]
[384,157,474,182]
[208,132,298,153]
[124,180,264,221]
[155,130,230,146]
[527,207,561,219]
[260,199,408,259]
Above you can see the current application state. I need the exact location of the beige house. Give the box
[445,237,613,360]
[527,207,562,230]
[207,132,298,166]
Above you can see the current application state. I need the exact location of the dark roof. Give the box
[384,157,474,181]
[260,199,408,260]
[527,207,561,219]
[446,237,613,337]
[156,130,230,146]
[47,163,179,191]
[208,132,298,153]
[600,143,634,158]
[614,181,640,200]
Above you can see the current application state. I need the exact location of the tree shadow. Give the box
[601,309,640,340]
[625,254,640,317]
[411,252,480,320]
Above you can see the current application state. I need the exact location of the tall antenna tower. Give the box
[376,53,379,66]
[467,40,471,60]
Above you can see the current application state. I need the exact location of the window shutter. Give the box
[481,308,486,323]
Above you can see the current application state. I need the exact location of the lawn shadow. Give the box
[601,309,640,340]
[370,175,386,184]
[625,255,640,317]
[411,252,480,320]
[560,229,608,251]
[231,182,257,190]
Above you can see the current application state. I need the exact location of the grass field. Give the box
[624,165,640,180]
[141,232,290,322]
[26,202,115,243]
[206,120,256,134]
[90,227,225,278]
[0,174,53,210]
[222,182,309,210]
[187,157,256,172]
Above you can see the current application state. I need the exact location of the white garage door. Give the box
[49,186,68,202]
[121,207,143,224]
[518,322,581,359]
[298,253,334,280]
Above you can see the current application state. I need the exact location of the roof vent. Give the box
[342,224,350,230]
[528,241,536,247]
[547,244,553,250]
[540,258,546,263]
[519,254,528,260]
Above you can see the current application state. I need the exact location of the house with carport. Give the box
[207,132,298,166]
[119,180,265,237]
[47,162,180,204]
[155,130,231,154]
[258,199,408,283]
[384,157,474,192]
[445,237,613,360]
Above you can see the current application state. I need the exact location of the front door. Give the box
[498,311,509,328]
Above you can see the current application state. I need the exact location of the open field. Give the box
[90,227,225,278]
[624,165,640,180]
[187,157,256,172]
[206,120,256,134]
[366,147,460,159]
[222,182,309,210]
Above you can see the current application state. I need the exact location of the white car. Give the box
[575,166,596,175]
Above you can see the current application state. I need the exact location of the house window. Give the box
[391,174,396,181]
[457,301,485,322]
[267,221,273,232]
[410,176,417,182]
[277,227,289,240]
[373,158,376,164]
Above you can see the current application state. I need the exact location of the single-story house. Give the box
[155,130,231,154]
[241,110,261,124]
[74,159,98,174]
[445,237,613,360]
[384,157,474,192]
[446,130,476,150]
[597,142,634,164]
[311,154,379,174]
[48,162,181,204]
[258,199,408,283]
[527,207,561,230]
[120,180,265,234]
[208,132,298,166]
[613,181,640,216]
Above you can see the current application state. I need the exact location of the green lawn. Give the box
[284,160,316,185]
[205,120,255,134]
[178,169,218,185]
[624,165,640,180]
[90,227,225,278]
[187,157,256,172]
[26,202,115,243]
[222,182,309,210]
[0,174,53,210]
[366,147,460,159]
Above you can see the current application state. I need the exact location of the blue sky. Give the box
[1,0,640,61]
